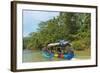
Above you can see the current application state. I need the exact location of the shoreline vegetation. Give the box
[23,12,91,62]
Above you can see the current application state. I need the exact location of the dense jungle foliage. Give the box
[23,12,91,51]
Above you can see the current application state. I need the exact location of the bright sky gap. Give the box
[23,10,59,37]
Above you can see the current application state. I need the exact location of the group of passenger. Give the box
[42,43,74,56]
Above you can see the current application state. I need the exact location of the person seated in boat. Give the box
[64,43,73,53]
[57,47,64,55]
[42,46,49,52]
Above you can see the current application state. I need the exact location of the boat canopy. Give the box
[47,41,70,47]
